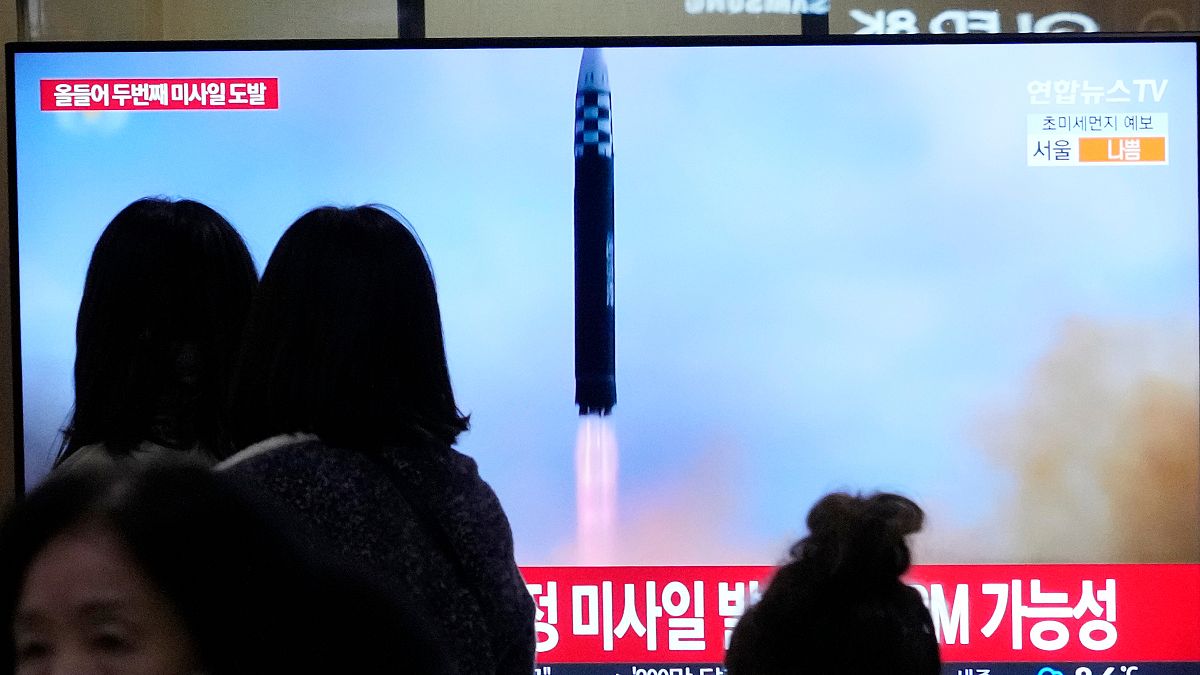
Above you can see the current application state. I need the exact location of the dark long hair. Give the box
[57,197,258,464]
[227,205,469,454]
[0,462,451,674]
[725,492,941,675]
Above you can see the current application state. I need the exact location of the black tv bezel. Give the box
[6,32,1200,496]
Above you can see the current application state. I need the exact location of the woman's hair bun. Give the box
[796,491,925,583]
[864,492,925,537]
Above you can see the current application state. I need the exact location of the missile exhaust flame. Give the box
[575,414,618,564]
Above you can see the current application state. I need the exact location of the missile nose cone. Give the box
[577,48,609,92]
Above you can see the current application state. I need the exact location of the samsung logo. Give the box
[684,0,831,16]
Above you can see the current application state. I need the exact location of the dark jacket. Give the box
[725,568,939,675]
[219,434,536,675]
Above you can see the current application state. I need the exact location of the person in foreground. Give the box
[724,492,940,675]
[0,461,449,675]
[221,204,535,675]
[55,197,258,473]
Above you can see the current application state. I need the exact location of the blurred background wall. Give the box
[21,0,399,40]
[16,0,1200,44]
[426,0,1196,36]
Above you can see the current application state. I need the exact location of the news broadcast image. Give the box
[12,41,1200,673]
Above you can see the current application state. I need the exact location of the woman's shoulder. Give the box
[216,433,329,470]
[390,444,503,508]
[55,442,113,474]
[433,445,483,479]
[58,440,216,474]
[217,434,375,498]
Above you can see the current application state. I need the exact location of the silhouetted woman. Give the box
[221,205,535,675]
[55,197,258,472]
[725,492,941,675]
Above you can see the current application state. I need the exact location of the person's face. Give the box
[12,524,200,675]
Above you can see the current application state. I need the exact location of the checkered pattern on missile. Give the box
[575,90,612,158]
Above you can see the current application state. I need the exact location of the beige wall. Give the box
[426,0,1198,35]
[427,0,809,37]
[160,0,398,40]
[24,0,163,40]
[23,0,400,40]
[17,0,1200,42]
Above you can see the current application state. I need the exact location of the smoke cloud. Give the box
[981,317,1199,562]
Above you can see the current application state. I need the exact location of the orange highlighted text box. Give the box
[1080,136,1166,162]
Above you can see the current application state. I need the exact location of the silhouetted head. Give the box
[725,491,940,675]
[58,197,258,464]
[228,205,468,453]
[0,461,449,674]
[791,491,925,587]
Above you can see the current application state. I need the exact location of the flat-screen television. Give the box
[9,35,1199,673]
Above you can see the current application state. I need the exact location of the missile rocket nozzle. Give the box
[575,376,615,417]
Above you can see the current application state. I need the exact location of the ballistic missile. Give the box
[574,48,616,416]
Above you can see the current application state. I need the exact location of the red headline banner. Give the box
[40,78,279,111]
[520,564,1200,664]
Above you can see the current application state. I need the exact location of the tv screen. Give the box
[9,35,1199,673]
